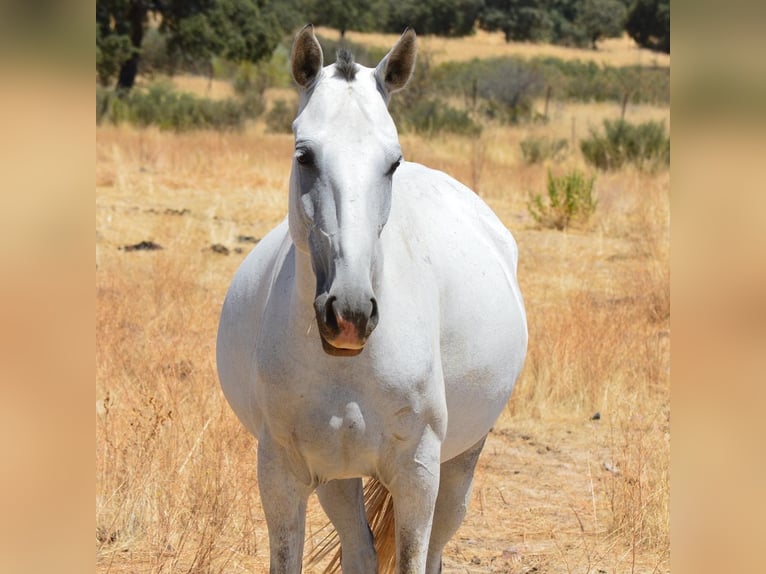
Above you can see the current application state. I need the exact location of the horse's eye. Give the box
[387,158,402,176]
[296,149,314,166]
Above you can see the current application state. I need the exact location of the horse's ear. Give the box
[375,28,417,96]
[291,24,323,89]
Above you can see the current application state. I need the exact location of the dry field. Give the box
[315,27,670,68]
[96,83,669,572]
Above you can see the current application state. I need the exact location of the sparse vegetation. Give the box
[96,82,262,131]
[396,98,481,135]
[581,118,670,171]
[520,135,569,164]
[528,169,597,230]
[434,57,670,109]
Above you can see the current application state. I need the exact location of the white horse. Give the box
[217,25,527,574]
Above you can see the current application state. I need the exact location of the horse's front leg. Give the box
[257,431,313,574]
[387,425,442,574]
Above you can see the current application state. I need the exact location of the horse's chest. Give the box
[255,341,438,481]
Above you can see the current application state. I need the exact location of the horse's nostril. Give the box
[370,298,379,322]
[325,296,339,331]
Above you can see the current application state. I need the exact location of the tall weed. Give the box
[520,135,569,164]
[528,169,597,230]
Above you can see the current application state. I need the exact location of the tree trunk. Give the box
[116,2,147,92]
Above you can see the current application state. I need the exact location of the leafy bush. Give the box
[265,99,298,133]
[394,98,481,136]
[520,136,569,164]
[434,57,670,108]
[581,119,670,171]
[434,58,543,123]
[96,82,261,131]
[528,170,597,230]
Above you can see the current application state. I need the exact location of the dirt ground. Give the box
[297,413,669,574]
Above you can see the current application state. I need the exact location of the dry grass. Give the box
[316,27,670,68]
[96,91,669,572]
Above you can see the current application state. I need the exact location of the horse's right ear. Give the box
[291,24,323,89]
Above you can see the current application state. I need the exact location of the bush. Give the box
[434,58,543,123]
[265,99,297,133]
[434,57,670,108]
[394,98,481,136]
[528,169,597,230]
[520,136,568,164]
[581,119,670,171]
[96,82,260,132]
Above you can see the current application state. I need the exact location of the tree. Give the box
[625,0,670,53]
[478,0,554,43]
[577,0,627,49]
[96,0,285,91]
[302,0,388,38]
[385,0,483,37]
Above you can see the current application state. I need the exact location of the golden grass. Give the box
[316,27,670,68]
[96,95,669,572]
[162,75,236,101]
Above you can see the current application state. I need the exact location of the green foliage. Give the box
[480,0,554,43]
[265,99,298,133]
[520,136,568,163]
[96,83,262,131]
[304,0,388,36]
[96,0,286,90]
[434,56,669,107]
[626,0,670,53]
[432,57,543,123]
[528,169,597,230]
[479,0,632,49]
[580,119,670,171]
[96,20,134,86]
[577,0,627,48]
[163,0,282,65]
[385,0,484,37]
[305,0,484,37]
[395,99,482,136]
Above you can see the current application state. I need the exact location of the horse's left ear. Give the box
[375,28,417,96]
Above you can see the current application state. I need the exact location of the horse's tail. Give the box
[365,478,396,573]
[305,477,397,573]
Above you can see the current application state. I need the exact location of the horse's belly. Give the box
[438,266,527,462]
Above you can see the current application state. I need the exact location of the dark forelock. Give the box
[334,48,357,82]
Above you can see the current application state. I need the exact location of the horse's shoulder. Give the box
[223,219,292,317]
[394,161,518,257]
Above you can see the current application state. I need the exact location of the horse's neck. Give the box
[291,246,316,308]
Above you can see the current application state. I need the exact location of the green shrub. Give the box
[520,136,569,164]
[528,169,597,230]
[96,82,259,131]
[394,98,482,136]
[581,119,670,171]
[434,57,670,108]
[265,99,297,133]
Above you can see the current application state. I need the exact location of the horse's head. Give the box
[288,25,416,357]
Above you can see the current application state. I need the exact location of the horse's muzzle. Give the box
[314,294,379,357]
